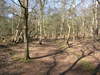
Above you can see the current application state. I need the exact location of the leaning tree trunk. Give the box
[66,21,71,47]
[11,18,24,43]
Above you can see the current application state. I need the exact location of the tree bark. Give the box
[18,0,30,60]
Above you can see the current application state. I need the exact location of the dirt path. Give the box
[0,39,100,75]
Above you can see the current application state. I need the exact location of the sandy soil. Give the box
[0,39,100,75]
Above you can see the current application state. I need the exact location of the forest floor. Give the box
[0,38,100,75]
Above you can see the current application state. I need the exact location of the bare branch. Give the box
[11,12,23,19]
[10,0,20,7]
[97,0,100,4]
[17,0,26,8]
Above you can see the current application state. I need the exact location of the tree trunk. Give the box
[18,0,30,60]
[24,7,30,59]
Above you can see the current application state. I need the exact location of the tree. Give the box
[18,0,30,60]
[0,0,7,16]
[36,0,46,45]
[92,0,100,40]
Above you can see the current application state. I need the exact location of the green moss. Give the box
[11,56,31,63]
[79,61,95,71]
[21,58,32,63]
[11,56,22,61]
